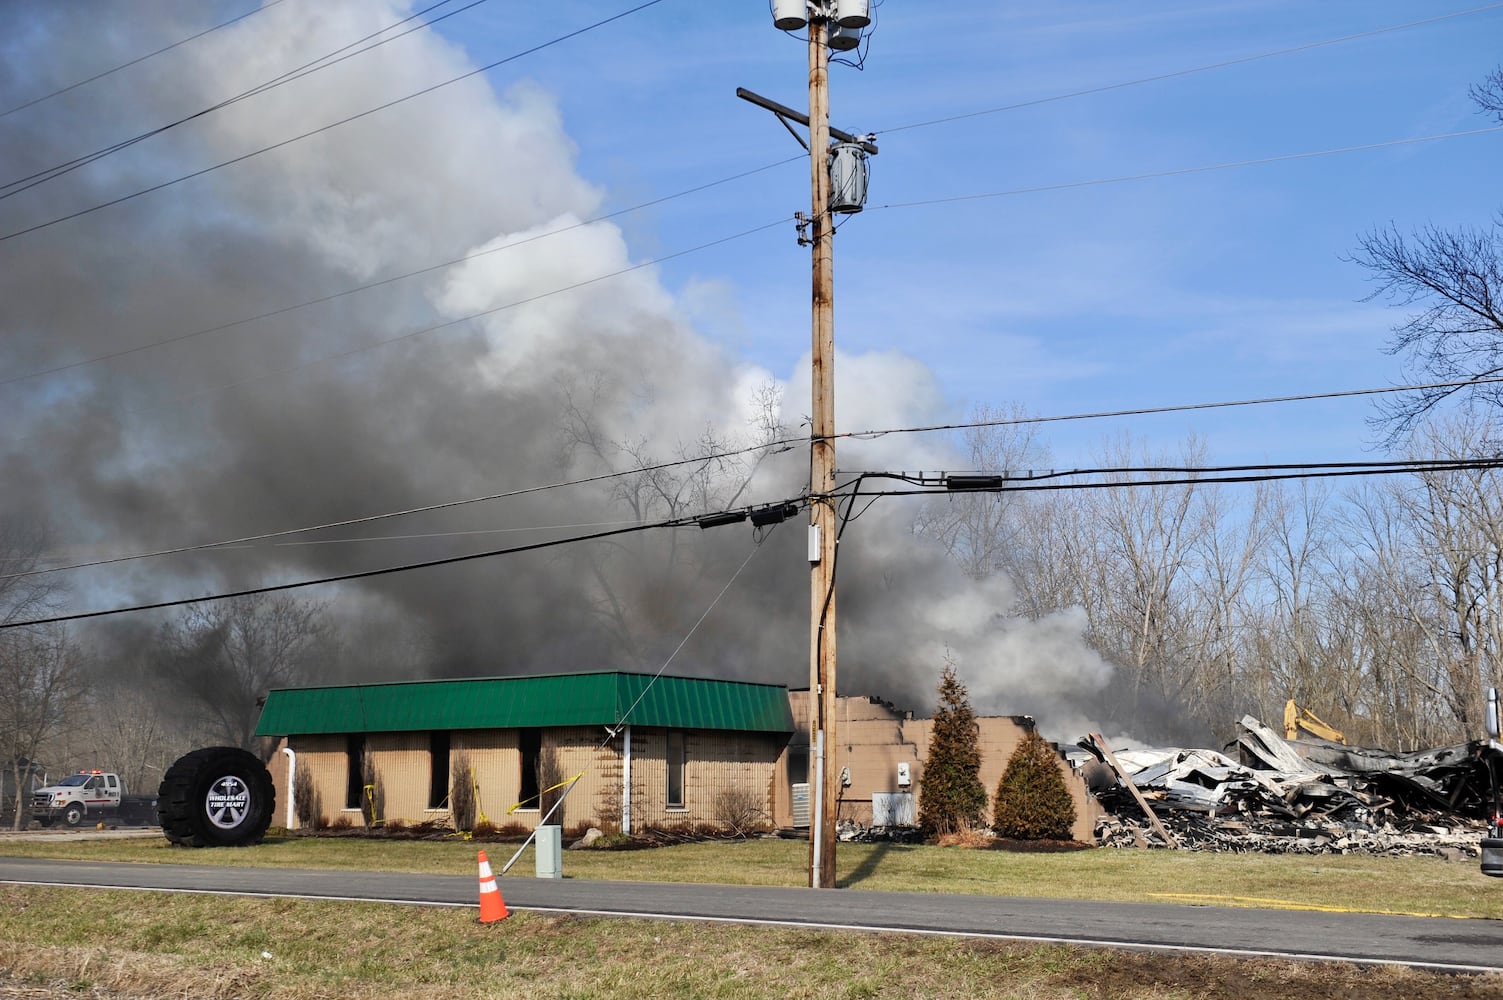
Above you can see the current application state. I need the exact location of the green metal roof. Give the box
[254,671,794,737]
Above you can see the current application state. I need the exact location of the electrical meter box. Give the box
[896,761,911,787]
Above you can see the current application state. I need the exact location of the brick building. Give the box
[256,671,1098,842]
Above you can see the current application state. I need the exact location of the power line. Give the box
[855,457,1503,497]
[154,217,788,408]
[0,156,800,391]
[835,376,1503,442]
[0,0,671,244]
[0,514,691,630]
[19,121,1479,400]
[0,2,285,121]
[0,0,491,199]
[855,458,1503,485]
[7,428,794,583]
[875,3,1503,136]
[868,126,1503,214]
[17,373,1501,584]
[15,451,1501,630]
[503,529,771,872]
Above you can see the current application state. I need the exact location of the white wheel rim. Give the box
[206,775,251,830]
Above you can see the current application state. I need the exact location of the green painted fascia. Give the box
[254,671,793,737]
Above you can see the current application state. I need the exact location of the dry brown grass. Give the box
[934,828,996,849]
[1,886,1500,1000]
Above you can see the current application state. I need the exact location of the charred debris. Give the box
[1080,713,1501,858]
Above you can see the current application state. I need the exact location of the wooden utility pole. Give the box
[806,14,839,890]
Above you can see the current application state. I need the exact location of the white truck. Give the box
[31,770,159,828]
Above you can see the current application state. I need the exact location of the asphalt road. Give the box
[4,855,1502,972]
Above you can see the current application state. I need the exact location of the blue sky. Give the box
[435,0,1502,467]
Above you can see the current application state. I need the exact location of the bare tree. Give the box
[160,594,329,754]
[913,403,1051,582]
[1350,67,1503,442]
[557,374,787,662]
[1470,67,1503,121]
[1387,413,1503,733]
[0,518,85,829]
[1085,434,1208,739]
[1,627,87,828]
[1180,481,1269,730]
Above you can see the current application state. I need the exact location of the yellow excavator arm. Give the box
[1284,699,1346,744]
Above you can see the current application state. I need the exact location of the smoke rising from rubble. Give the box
[0,0,1114,739]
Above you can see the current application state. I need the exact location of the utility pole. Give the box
[806,14,839,890]
[746,0,874,890]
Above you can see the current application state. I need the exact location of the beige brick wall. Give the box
[783,693,1100,842]
[284,726,786,833]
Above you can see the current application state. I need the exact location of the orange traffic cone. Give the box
[477,850,510,924]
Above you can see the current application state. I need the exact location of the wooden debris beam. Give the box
[1089,733,1177,849]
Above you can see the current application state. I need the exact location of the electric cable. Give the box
[867,126,1503,214]
[0,0,671,244]
[0,156,801,391]
[0,2,284,121]
[14,373,1502,584]
[500,529,771,872]
[7,121,1487,396]
[851,458,1503,484]
[0,494,796,630]
[259,520,642,547]
[834,376,1503,443]
[13,453,1498,630]
[875,3,1503,136]
[154,216,789,408]
[0,512,691,630]
[0,0,491,198]
[847,457,1503,499]
[6,432,794,582]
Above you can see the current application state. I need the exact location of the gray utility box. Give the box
[535,825,562,879]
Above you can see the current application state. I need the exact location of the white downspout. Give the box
[281,746,296,830]
[621,725,632,835]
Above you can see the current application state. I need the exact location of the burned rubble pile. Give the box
[1083,716,1498,857]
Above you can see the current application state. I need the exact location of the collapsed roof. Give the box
[1080,715,1500,856]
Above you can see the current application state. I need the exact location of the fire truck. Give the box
[31,770,158,828]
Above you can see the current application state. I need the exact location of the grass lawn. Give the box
[4,834,1503,997]
[3,830,1501,919]
[3,885,1502,1000]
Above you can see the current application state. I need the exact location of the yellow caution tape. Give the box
[507,771,585,815]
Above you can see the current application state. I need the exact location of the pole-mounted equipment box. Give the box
[828,142,869,214]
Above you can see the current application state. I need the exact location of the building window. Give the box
[345,735,364,810]
[428,731,450,810]
[518,727,541,810]
[666,730,685,808]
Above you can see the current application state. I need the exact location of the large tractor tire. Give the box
[158,747,275,848]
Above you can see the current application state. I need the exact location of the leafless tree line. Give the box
[920,406,1503,749]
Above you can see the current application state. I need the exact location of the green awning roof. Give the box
[254,671,794,737]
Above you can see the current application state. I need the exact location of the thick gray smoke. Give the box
[0,1,1112,737]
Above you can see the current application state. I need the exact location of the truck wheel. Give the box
[158,747,275,848]
[63,803,85,827]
